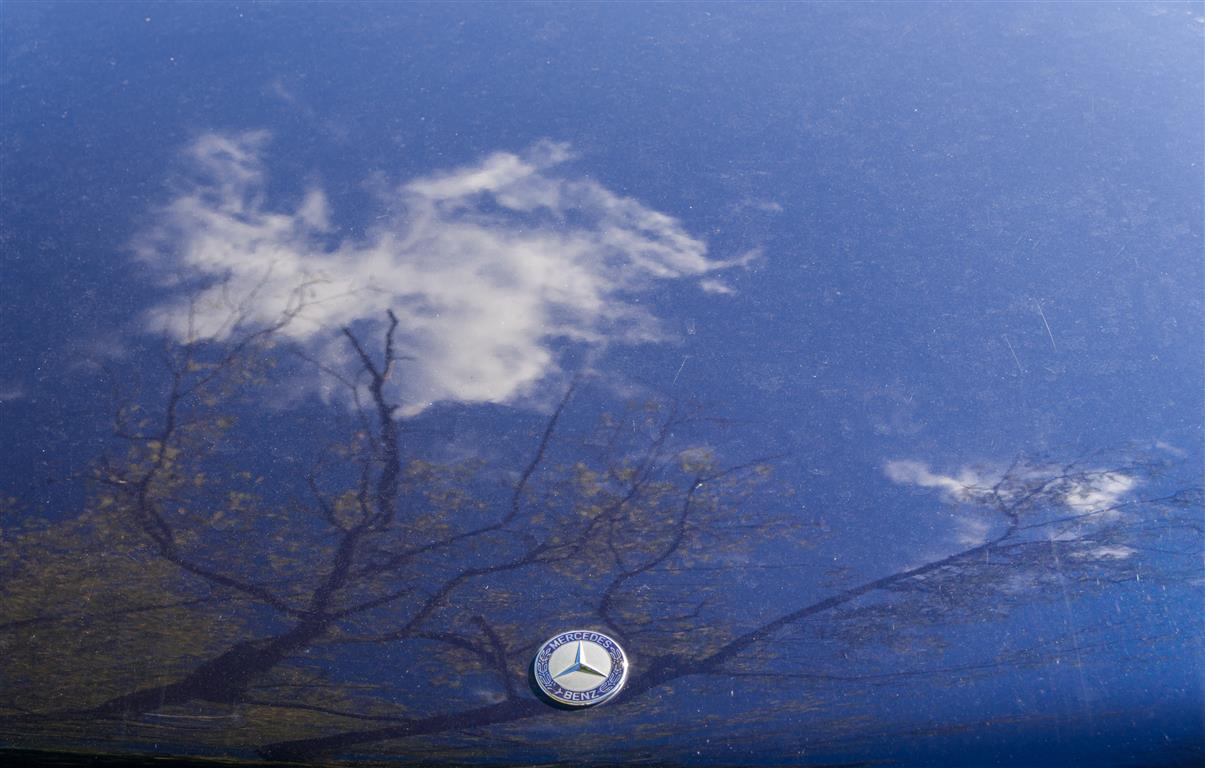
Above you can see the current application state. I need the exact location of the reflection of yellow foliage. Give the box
[10,310,1179,764]
[0,508,245,715]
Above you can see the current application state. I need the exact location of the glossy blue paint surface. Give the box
[1,3,1202,765]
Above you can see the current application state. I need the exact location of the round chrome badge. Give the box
[533,630,628,707]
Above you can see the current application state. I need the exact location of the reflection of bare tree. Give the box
[0,305,1199,762]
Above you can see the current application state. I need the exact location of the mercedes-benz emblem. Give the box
[533,630,628,707]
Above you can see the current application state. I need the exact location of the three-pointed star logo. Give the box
[554,641,608,682]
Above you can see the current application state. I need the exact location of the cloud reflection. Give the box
[884,459,1137,515]
[885,458,1141,558]
[135,132,743,414]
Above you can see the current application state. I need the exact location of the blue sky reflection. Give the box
[0,2,1201,766]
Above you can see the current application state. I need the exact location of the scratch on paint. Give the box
[1033,299,1057,353]
[1003,335,1024,374]
[672,356,690,385]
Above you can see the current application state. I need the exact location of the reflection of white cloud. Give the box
[886,459,1141,554]
[954,515,991,547]
[1072,545,1135,561]
[1153,440,1187,458]
[1060,472,1135,515]
[0,384,24,403]
[885,460,1138,516]
[731,198,783,214]
[136,133,742,414]
[883,460,997,503]
[699,279,735,295]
